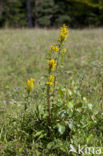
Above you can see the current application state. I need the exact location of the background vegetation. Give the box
[0,0,103,28]
[0,28,103,111]
[0,28,103,155]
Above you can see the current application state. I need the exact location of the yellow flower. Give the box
[49,45,59,52]
[48,59,56,71]
[5,85,9,89]
[26,78,35,92]
[58,24,69,43]
[46,75,55,85]
[62,48,67,54]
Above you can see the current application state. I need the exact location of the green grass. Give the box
[0,28,103,113]
[0,28,103,156]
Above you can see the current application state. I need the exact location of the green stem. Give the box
[47,67,51,126]
[53,44,62,98]
[25,91,30,111]
[47,84,51,125]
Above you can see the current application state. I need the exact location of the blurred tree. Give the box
[34,0,38,27]
[0,0,3,26]
[53,0,71,26]
[0,0,26,27]
[65,0,103,27]
[26,0,33,28]
[0,0,103,28]
[0,0,3,17]
[35,0,55,27]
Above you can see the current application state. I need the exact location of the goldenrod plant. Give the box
[26,78,35,93]
[46,24,69,127]
[25,77,35,110]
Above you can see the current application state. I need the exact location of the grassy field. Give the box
[0,28,103,155]
[0,28,103,112]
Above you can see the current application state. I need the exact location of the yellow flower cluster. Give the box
[26,78,35,92]
[5,85,9,89]
[47,25,68,86]
[48,59,56,71]
[61,48,67,54]
[47,75,55,85]
[49,45,59,52]
[58,24,69,43]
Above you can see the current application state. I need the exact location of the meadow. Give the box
[0,28,103,111]
[0,27,103,155]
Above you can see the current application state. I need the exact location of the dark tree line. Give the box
[0,0,103,28]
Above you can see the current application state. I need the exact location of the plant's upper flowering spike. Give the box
[48,59,56,71]
[46,75,55,85]
[26,78,35,92]
[58,24,69,43]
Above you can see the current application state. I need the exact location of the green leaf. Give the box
[88,103,93,110]
[47,142,54,149]
[57,124,65,135]
[68,119,74,129]
[67,101,74,109]
[58,88,64,98]
[87,134,93,144]
[75,102,82,109]
[33,130,45,138]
